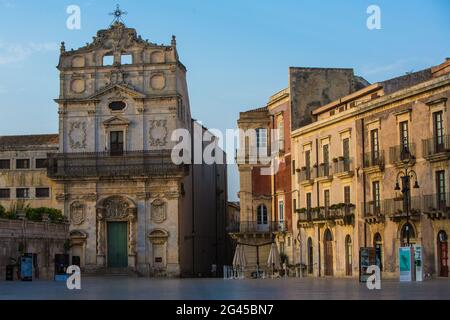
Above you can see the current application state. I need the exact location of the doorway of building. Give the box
[374,232,383,271]
[307,237,313,274]
[107,222,128,268]
[438,231,448,277]
[345,235,352,276]
[324,229,333,276]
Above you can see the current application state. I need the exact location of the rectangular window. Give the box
[0,159,10,169]
[110,131,124,155]
[278,201,284,223]
[103,55,114,66]
[16,159,30,169]
[370,129,379,161]
[0,188,10,199]
[324,190,330,215]
[343,138,350,159]
[372,181,381,214]
[292,160,296,175]
[35,187,50,198]
[120,54,133,65]
[433,111,444,153]
[256,128,267,150]
[344,186,351,204]
[293,199,297,211]
[306,193,312,214]
[16,188,30,199]
[399,121,409,148]
[305,150,311,179]
[323,144,329,176]
[436,170,446,210]
[35,159,47,169]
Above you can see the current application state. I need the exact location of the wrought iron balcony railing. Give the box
[384,196,422,216]
[298,167,315,183]
[389,143,416,164]
[226,221,282,233]
[362,150,384,168]
[298,205,355,224]
[422,135,450,158]
[318,163,333,178]
[47,150,189,179]
[423,193,450,213]
[362,201,384,217]
[334,157,353,174]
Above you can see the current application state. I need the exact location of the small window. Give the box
[36,187,50,198]
[103,55,114,66]
[16,188,30,199]
[121,54,133,65]
[0,159,10,169]
[35,159,47,169]
[108,101,126,112]
[0,188,10,199]
[16,159,30,169]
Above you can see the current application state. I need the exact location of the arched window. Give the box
[374,232,383,271]
[324,229,333,241]
[256,204,268,225]
[401,222,416,246]
[345,235,352,276]
[307,237,313,274]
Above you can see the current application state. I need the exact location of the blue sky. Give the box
[0,0,449,200]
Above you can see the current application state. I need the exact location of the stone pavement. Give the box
[0,276,448,300]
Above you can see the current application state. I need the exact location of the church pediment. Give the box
[88,83,146,101]
[103,115,131,127]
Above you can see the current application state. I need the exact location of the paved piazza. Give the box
[0,277,448,300]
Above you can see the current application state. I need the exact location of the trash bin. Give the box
[6,265,14,281]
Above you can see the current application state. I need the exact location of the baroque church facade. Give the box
[0,21,228,278]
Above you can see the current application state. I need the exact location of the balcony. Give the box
[389,143,416,165]
[423,193,450,219]
[333,157,354,179]
[362,201,385,224]
[422,135,450,162]
[316,163,333,182]
[47,150,189,179]
[362,151,384,173]
[384,196,422,221]
[298,167,315,186]
[227,221,282,234]
[297,205,355,226]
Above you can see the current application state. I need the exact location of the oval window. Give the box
[108,101,126,111]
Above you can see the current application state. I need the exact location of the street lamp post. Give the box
[394,143,420,247]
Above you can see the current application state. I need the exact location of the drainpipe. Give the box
[316,138,321,277]
[361,119,367,248]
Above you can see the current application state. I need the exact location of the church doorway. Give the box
[438,231,448,277]
[323,229,333,276]
[107,222,128,268]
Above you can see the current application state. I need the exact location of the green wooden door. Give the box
[107,222,128,268]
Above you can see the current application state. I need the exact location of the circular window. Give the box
[108,101,126,111]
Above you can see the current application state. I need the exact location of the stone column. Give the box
[96,208,105,266]
[128,208,138,268]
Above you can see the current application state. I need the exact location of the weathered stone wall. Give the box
[0,218,69,280]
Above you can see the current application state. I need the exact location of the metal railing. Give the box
[298,205,355,223]
[47,150,189,178]
[423,193,450,212]
[334,157,353,174]
[422,135,450,157]
[384,196,422,216]
[318,163,332,178]
[226,221,281,233]
[362,201,384,217]
[389,143,416,164]
[362,150,384,168]
[298,167,315,182]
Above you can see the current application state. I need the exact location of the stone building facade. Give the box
[292,59,450,278]
[0,22,228,278]
[232,68,367,273]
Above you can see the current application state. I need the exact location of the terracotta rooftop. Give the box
[0,134,59,149]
